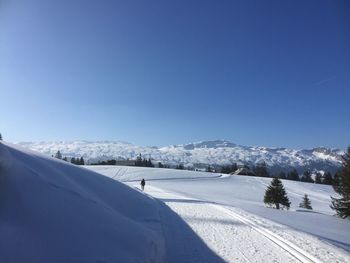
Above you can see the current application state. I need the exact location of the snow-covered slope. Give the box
[89,165,350,255]
[17,140,343,173]
[0,142,165,263]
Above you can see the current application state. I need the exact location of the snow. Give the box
[2,142,349,262]
[89,165,350,262]
[0,142,165,263]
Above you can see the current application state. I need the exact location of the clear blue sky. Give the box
[1,0,349,148]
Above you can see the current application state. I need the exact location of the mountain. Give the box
[15,140,344,173]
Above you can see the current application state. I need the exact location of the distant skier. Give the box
[141,178,146,191]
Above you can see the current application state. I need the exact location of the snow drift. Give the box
[0,142,165,263]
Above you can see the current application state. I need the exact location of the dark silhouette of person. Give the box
[141,178,145,191]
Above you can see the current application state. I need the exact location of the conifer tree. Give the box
[264,178,291,209]
[323,171,333,185]
[331,147,350,218]
[254,161,269,177]
[301,170,314,183]
[71,157,76,164]
[277,171,286,179]
[55,150,62,159]
[315,172,322,184]
[80,157,85,165]
[287,169,300,181]
[299,194,312,209]
[0,133,2,140]
[176,164,184,170]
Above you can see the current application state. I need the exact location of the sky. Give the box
[1,0,350,149]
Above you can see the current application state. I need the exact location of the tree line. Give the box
[54,150,85,165]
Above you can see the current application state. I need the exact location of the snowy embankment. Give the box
[0,142,165,263]
[88,165,350,261]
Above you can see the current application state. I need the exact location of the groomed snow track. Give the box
[212,204,322,263]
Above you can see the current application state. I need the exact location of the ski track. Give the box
[146,186,300,263]
[143,185,349,263]
[212,205,321,263]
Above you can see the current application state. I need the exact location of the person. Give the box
[141,178,145,191]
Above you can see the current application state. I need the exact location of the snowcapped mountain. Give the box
[16,140,344,173]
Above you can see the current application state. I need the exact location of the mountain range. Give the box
[16,140,344,174]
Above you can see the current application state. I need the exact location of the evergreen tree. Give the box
[176,164,184,170]
[323,171,333,185]
[147,158,154,167]
[221,164,238,174]
[315,172,322,184]
[71,157,76,164]
[277,171,286,179]
[330,147,350,218]
[301,170,314,183]
[254,161,269,177]
[62,156,68,162]
[264,178,291,209]
[206,165,213,172]
[135,154,143,166]
[80,157,85,165]
[286,169,300,181]
[299,194,312,209]
[0,133,2,140]
[55,150,62,159]
[158,162,164,168]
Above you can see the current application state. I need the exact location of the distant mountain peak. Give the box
[16,140,343,173]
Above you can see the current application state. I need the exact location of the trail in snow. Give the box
[138,185,350,263]
[144,186,299,263]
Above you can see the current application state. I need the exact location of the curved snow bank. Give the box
[0,142,165,263]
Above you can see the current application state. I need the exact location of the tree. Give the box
[277,171,286,179]
[0,133,2,140]
[330,147,350,218]
[221,164,238,174]
[158,162,164,168]
[286,169,300,181]
[176,164,184,170]
[299,194,312,209]
[71,157,76,164]
[254,161,269,177]
[62,156,68,162]
[323,171,333,185]
[301,170,313,183]
[206,165,213,172]
[79,157,85,165]
[55,150,62,159]
[315,172,322,184]
[264,178,291,210]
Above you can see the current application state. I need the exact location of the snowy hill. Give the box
[0,142,165,263]
[16,140,343,173]
[88,165,350,261]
